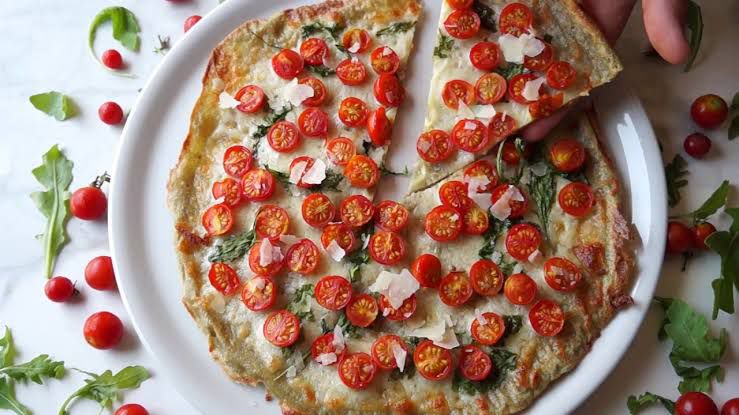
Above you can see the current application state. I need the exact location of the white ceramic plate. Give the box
[109,0,667,413]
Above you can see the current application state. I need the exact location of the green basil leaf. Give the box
[29,92,77,121]
[527,167,556,241]
[208,228,257,263]
[683,1,703,72]
[0,379,29,415]
[433,31,454,59]
[626,392,675,414]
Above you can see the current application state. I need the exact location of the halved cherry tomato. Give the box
[470,259,504,296]
[338,97,369,127]
[369,230,406,265]
[439,180,472,212]
[476,73,507,105]
[491,184,529,218]
[212,178,242,207]
[371,46,400,74]
[524,41,554,72]
[234,85,266,114]
[241,168,276,201]
[558,182,594,217]
[321,223,356,251]
[439,271,473,306]
[344,155,379,188]
[336,58,368,86]
[298,108,329,137]
[549,138,586,173]
[424,205,463,242]
[374,200,409,232]
[223,145,253,178]
[338,352,377,390]
[464,160,498,192]
[301,193,335,227]
[529,93,564,119]
[248,240,283,277]
[345,294,378,327]
[505,223,541,261]
[452,119,489,153]
[254,205,289,240]
[339,195,375,228]
[285,238,320,274]
[447,0,473,9]
[267,121,300,153]
[374,74,405,107]
[208,262,240,295]
[413,340,453,381]
[263,310,301,347]
[444,9,481,39]
[544,257,583,292]
[378,294,417,321]
[271,49,304,80]
[509,73,540,104]
[315,275,353,310]
[500,139,530,165]
[342,28,372,54]
[299,77,327,107]
[326,137,356,166]
[459,345,492,381]
[504,273,537,305]
[546,61,577,90]
[464,205,489,235]
[488,112,518,142]
[471,312,505,345]
[371,334,408,369]
[367,107,392,146]
[202,204,233,236]
[470,41,501,71]
[241,276,277,311]
[300,37,329,66]
[417,129,456,163]
[289,156,317,189]
[529,300,565,337]
[499,3,533,36]
[311,333,345,365]
[411,254,442,288]
[442,80,476,110]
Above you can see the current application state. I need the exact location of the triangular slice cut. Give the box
[409,0,621,192]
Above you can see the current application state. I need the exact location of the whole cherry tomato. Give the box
[721,398,739,415]
[675,392,718,415]
[115,404,149,415]
[690,94,728,129]
[70,186,107,220]
[683,133,712,159]
[85,256,116,291]
[44,276,76,303]
[83,311,124,350]
[667,221,693,254]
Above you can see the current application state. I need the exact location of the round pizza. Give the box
[167,0,633,414]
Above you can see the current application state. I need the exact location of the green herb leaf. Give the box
[208,228,257,263]
[685,180,730,223]
[266,167,293,193]
[88,7,140,75]
[472,1,496,32]
[379,164,409,177]
[29,92,77,121]
[433,31,454,59]
[313,170,344,193]
[376,21,416,37]
[527,168,556,241]
[683,1,703,72]
[300,22,348,57]
[731,92,739,111]
[336,313,360,338]
[479,216,510,259]
[665,154,689,208]
[669,353,724,393]
[306,65,336,77]
[389,364,415,380]
[252,104,293,140]
[452,348,517,395]
[0,328,16,368]
[626,392,675,414]
[495,63,527,80]
[31,145,74,279]
[287,284,315,322]
[0,355,65,385]
[58,366,150,415]
[0,379,29,415]
[729,116,739,141]
[346,224,373,282]
[705,210,739,318]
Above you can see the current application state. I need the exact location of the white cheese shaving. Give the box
[522,77,546,102]
[417,138,432,153]
[361,233,371,249]
[464,120,478,130]
[368,269,420,309]
[326,240,346,262]
[490,186,515,220]
[450,213,460,222]
[391,343,407,372]
[470,192,493,211]
[302,158,327,184]
[528,249,543,264]
[249,277,266,291]
[475,309,489,325]
[382,47,393,56]
[409,318,446,340]
[466,176,491,194]
[218,92,240,109]
[433,327,460,350]
[455,101,476,121]
[510,186,525,201]
[279,234,301,245]
[472,105,497,120]
[259,238,273,266]
[351,56,360,64]
[513,263,524,274]
[281,78,314,107]
[498,33,545,64]
[289,161,308,184]
[333,324,346,353]
[316,352,337,366]
[348,42,361,53]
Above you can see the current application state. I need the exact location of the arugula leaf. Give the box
[683,1,703,72]
[306,65,335,77]
[705,209,739,318]
[207,228,257,263]
[300,22,349,57]
[29,92,77,121]
[58,366,150,415]
[88,7,140,75]
[0,355,65,385]
[313,170,344,193]
[479,217,510,258]
[665,154,689,208]
[0,328,15,368]
[31,145,74,279]
[376,21,416,37]
[0,379,29,415]
[389,364,415,380]
[287,284,315,321]
[433,31,454,59]
[266,167,292,193]
[669,353,724,393]
[346,224,373,282]
[729,116,739,141]
[627,392,675,414]
[252,104,293,140]
[680,180,731,223]
[495,63,527,80]
[472,1,496,32]
[527,167,556,241]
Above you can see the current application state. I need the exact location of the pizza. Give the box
[409,0,622,192]
[167,0,634,414]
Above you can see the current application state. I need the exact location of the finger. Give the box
[580,0,638,44]
[642,0,690,64]
[520,107,570,142]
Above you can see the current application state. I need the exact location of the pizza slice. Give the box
[409,0,622,192]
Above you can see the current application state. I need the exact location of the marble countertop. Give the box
[0,0,737,413]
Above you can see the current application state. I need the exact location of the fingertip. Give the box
[643,0,691,65]
[521,109,569,142]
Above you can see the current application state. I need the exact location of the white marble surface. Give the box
[0,1,737,414]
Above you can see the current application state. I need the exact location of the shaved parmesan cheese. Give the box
[456,101,476,121]
[433,327,459,350]
[472,105,497,120]
[316,353,337,366]
[348,42,361,53]
[409,318,446,340]
[391,342,407,372]
[528,249,543,263]
[218,92,240,109]
[351,56,360,64]
[259,238,274,266]
[499,33,546,64]
[450,213,460,222]
[490,186,515,220]
[361,233,371,249]
[464,120,478,130]
[475,308,489,325]
[249,277,266,291]
[368,269,419,309]
[510,186,525,201]
[333,324,345,352]
[382,47,393,56]
[326,240,346,262]
[522,77,546,102]
[279,234,300,245]
[466,176,491,194]
[289,161,308,184]
[281,79,314,107]
[417,138,432,153]
[513,263,523,274]
[302,158,327,184]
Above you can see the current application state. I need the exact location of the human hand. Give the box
[521,0,691,141]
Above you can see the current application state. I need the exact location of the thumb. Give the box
[642,0,691,64]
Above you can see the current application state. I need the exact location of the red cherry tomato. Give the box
[373,74,405,107]
[549,138,586,173]
[338,352,377,390]
[83,311,124,350]
[558,182,595,217]
[98,101,124,125]
[411,253,443,288]
[488,112,518,143]
[370,46,400,74]
[505,223,541,261]
[271,49,304,80]
[339,195,375,228]
[345,294,378,327]
[371,334,408,369]
[241,168,275,201]
[102,49,123,70]
[263,310,301,347]
[234,85,266,114]
[684,133,712,158]
[342,28,372,54]
[254,205,290,240]
[439,271,473,306]
[320,223,356,252]
[201,203,234,236]
[546,61,577,90]
[442,80,476,110]
[504,273,537,305]
[499,3,533,36]
[285,238,320,274]
[470,312,506,345]
[314,276,353,311]
[690,94,728,129]
[311,333,345,365]
[451,119,490,153]
[444,9,481,39]
[208,262,241,295]
[508,73,540,104]
[439,180,472,212]
[374,200,409,232]
[298,107,329,138]
[667,221,694,254]
[464,204,490,235]
[336,58,368,86]
[413,340,453,381]
[369,230,406,265]
[267,121,301,153]
[367,106,392,146]
[114,404,149,415]
[378,294,417,321]
[524,41,554,72]
[424,205,463,242]
[544,257,583,292]
[721,398,739,415]
[676,392,719,415]
[469,42,501,71]
[500,139,531,165]
[326,137,356,166]
[298,77,328,107]
[529,300,565,337]
[183,15,201,32]
[470,259,504,296]
[476,72,507,105]
[338,97,369,127]
[464,160,498,192]
[344,155,379,188]
[491,184,529,218]
[223,145,253,178]
[45,276,76,303]
[241,276,277,311]
[300,37,329,66]
[693,222,717,250]
[85,256,116,291]
[417,129,456,163]
[211,178,242,207]
[248,240,284,277]
[529,93,564,119]
[447,0,474,9]
[70,186,107,220]
[458,345,492,381]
